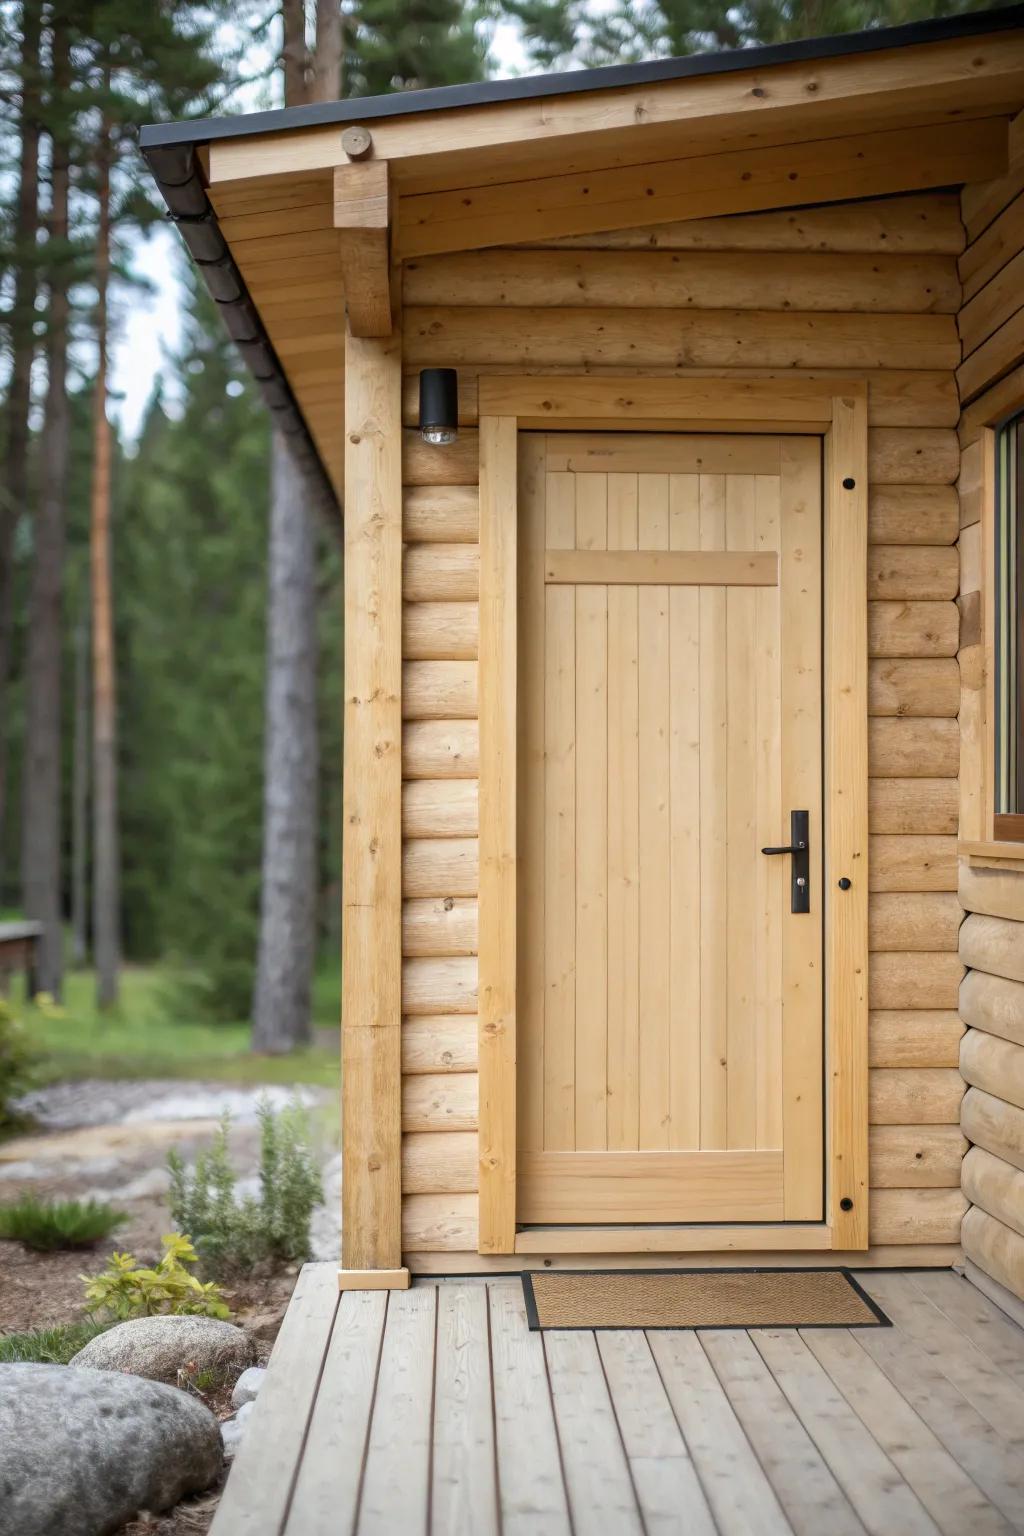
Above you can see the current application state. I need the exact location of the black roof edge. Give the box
[140,3,1024,151]
[140,138,342,523]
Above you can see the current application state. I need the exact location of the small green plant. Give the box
[168,1097,322,1278]
[0,1195,128,1251]
[82,1233,231,1322]
[0,1320,110,1365]
[0,997,31,1132]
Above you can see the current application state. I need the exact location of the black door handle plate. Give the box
[761,809,810,914]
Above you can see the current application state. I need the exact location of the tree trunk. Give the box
[251,431,319,1052]
[72,603,89,969]
[311,0,343,101]
[250,3,342,1052]
[281,0,308,104]
[21,18,71,997]
[0,0,43,904]
[90,121,120,1008]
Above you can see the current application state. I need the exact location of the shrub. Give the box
[0,1320,110,1365]
[168,1096,322,1277]
[0,1195,128,1251]
[82,1233,231,1322]
[0,998,31,1132]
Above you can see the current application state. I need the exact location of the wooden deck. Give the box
[211,1265,1024,1536]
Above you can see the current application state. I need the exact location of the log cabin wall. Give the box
[957,163,1024,1305]
[398,190,969,1266]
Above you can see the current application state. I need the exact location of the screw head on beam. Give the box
[342,125,373,161]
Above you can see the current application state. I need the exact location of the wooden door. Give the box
[517,432,823,1226]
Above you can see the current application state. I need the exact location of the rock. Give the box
[0,1361,222,1536]
[231,1365,267,1408]
[221,1400,255,1460]
[70,1314,256,1387]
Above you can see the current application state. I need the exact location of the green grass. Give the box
[0,1195,129,1251]
[11,965,340,1088]
[0,1320,109,1365]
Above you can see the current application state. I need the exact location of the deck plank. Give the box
[596,1330,717,1536]
[859,1273,1024,1445]
[358,1286,437,1536]
[751,1328,940,1536]
[210,1263,339,1536]
[488,1282,572,1536]
[213,1270,1024,1536]
[544,1328,644,1534]
[648,1329,793,1536]
[906,1271,1024,1388]
[802,1327,1015,1536]
[432,1284,500,1536]
[285,1289,387,1536]
[852,1310,1024,1529]
[700,1329,866,1536]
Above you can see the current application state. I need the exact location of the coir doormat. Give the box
[522,1267,890,1330]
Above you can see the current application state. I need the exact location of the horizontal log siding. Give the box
[957,167,1024,1303]
[400,191,965,1259]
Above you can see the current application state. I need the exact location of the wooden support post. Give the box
[825,388,871,1251]
[334,160,392,338]
[340,315,408,1289]
[477,415,518,1254]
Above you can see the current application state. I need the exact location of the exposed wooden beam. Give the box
[207,30,1024,195]
[397,117,1008,258]
[335,160,392,337]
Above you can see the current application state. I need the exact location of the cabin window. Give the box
[995,411,1024,841]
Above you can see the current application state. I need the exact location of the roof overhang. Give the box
[141,4,1024,519]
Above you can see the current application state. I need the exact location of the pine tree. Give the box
[343,0,490,95]
[250,0,337,1054]
[70,0,241,1006]
[118,270,270,1018]
[508,0,1009,68]
[0,0,43,907]
[21,10,73,996]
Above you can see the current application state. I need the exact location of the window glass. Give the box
[995,414,1024,818]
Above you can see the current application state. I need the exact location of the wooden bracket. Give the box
[334,160,392,338]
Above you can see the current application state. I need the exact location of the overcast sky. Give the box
[111,17,533,439]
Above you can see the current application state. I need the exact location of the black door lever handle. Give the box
[760,810,810,914]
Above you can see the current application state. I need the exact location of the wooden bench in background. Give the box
[0,921,42,999]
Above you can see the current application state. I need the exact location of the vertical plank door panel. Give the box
[574,472,609,1148]
[515,429,826,1229]
[638,474,672,1149]
[607,473,641,1151]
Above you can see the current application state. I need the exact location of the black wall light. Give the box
[419,368,458,445]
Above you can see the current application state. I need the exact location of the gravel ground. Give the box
[0,1079,340,1332]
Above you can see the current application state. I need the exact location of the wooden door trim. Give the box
[476,375,869,1255]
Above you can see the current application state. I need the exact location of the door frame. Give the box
[477,375,869,1256]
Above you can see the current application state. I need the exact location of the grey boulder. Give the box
[221,1398,255,1459]
[231,1365,267,1408]
[0,1361,222,1536]
[70,1313,256,1386]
